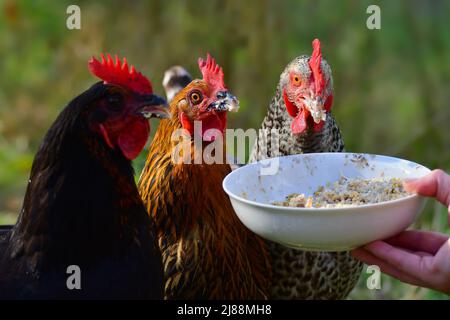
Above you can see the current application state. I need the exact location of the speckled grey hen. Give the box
[250,39,363,299]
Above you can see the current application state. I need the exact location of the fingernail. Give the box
[403,179,417,192]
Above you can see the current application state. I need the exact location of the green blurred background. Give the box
[0,0,449,299]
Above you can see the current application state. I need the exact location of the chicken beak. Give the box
[207,91,240,113]
[302,94,327,124]
[136,94,171,119]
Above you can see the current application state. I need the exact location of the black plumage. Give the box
[0,82,164,299]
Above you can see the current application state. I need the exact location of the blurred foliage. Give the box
[0,0,449,299]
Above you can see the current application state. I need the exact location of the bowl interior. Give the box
[224,153,430,207]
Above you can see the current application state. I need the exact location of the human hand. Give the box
[351,169,450,294]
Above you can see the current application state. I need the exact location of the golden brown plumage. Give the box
[138,67,272,299]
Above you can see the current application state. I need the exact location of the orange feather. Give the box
[138,81,272,299]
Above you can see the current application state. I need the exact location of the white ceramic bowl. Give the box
[223,153,430,251]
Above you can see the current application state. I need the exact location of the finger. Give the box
[351,248,427,287]
[385,230,449,255]
[363,240,436,278]
[413,251,434,257]
[399,248,434,257]
[404,169,450,209]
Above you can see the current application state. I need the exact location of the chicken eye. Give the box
[292,75,302,86]
[189,91,203,105]
[107,93,124,112]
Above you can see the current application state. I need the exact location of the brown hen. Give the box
[139,55,271,299]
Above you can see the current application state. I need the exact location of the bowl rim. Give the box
[222,152,431,213]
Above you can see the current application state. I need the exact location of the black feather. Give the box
[0,82,163,299]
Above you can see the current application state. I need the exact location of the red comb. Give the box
[88,54,153,94]
[309,39,325,96]
[198,53,226,92]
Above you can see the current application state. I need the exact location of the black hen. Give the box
[0,55,169,299]
[0,226,11,256]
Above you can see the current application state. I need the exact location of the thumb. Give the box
[404,169,450,219]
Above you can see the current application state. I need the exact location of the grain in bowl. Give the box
[272,176,410,208]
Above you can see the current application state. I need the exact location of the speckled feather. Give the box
[250,55,363,300]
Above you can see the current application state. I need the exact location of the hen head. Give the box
[280,39,333,135]
[88,54,169,160]
[162,66,193,102]
[172,54,239,142]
